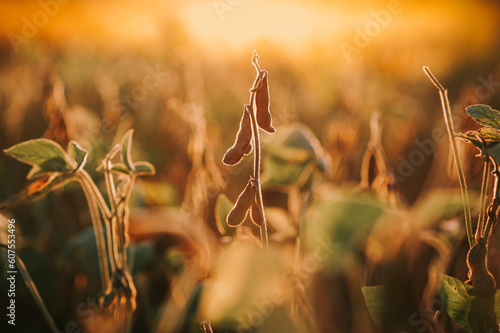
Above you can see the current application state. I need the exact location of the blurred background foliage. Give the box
[1,0,500,332]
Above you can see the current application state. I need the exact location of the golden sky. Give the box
[1,0,499,74]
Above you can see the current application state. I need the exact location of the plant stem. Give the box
[483,164,500,240]
[476,157,490,242]
[77,170,111,292]
[423,66,474,248]
[249,51,269,250]
[79,169,112,219]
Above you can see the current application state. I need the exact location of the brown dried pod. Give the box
[227,180,254,227]
[255,71,275,133]
[250,195,264,227]
[223,107,253,165]
[244,142,253,155]
[466,237,496,288]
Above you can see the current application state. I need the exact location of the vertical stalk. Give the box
[121,177,135,271]
[423,67,474,248]
[248,101,269,250]
[476,158,490,242]
[79,170,112,219]
[77,170,111,292]
[249,52,269,250]
[483,165,500,240]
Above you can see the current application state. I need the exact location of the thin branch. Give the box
[103,144,121,215]
[483,161,500,240]
[77,171,112,291]
[476,157,490,242]
[248,51,269,250]
[423,66,474,248]
[79,169,112,219]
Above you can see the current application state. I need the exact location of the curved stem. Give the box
[423,66,474,248]
[103,144,121,215]
[77,170,111,291]
[476,158,490,242]
[484,164,500,240]
[79,169,112,219]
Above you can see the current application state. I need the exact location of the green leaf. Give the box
[458,130,500,164]
[67,140,88,169]
[121,129,135,171]
[486,142,500,165]
[466,104,500,130]
[412,189,477,230]
[134,162,156,176]
[263,156,312,188]
[96,163,131,175]
[478,127,500,142]
[362,285,386,327]
[4,139,73,174]
[303,189,386,269]
[439,274,500,332]
[266,124,329,168]
[262,124,330,188]
[215,194,236,237]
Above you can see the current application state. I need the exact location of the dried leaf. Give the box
[0,173,73,209]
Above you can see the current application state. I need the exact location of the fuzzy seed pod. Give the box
[255,71,275,133]
[223,107,253,165]
[250,196,264,226]
[227,180,254,227]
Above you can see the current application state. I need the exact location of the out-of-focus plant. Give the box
[1,129,155,332]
